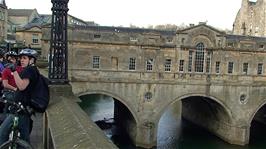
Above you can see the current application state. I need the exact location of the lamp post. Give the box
[49,0,69,84]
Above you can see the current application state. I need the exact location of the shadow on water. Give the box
[79,95,266,149]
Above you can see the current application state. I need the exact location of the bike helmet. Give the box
[5,51,17,57]
[19,48,38,59]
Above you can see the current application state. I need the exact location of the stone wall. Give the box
[233,0,266,36]
[45,85,118,149]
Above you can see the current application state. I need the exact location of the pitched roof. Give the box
[177,23,225,35]
[16,15,51,31]
[7,9,36,17]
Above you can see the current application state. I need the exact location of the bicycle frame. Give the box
[0,99,33,149]
[8,116,20,148]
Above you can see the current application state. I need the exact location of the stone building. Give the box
[41,22,266,77]
[233,0,266,37]
[4,6,93,53]
[15,13,91,51]
[0,0,7,42]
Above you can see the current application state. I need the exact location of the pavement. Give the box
[30,113,43,149]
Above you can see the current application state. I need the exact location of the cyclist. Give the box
[2,51,23,92]
[1,51,23,115]
[0,48,39,145]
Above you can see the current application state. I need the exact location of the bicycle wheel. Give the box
[0,139,33,149]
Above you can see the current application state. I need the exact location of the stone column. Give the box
[135,121,156,148]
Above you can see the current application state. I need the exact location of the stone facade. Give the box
[233,0,266,37]
[16,26,42,49]
[41,23,266,148]
[0,0,7,41]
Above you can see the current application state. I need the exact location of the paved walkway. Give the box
[30,113,43,149]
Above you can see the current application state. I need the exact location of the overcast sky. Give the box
[6,0,244,30]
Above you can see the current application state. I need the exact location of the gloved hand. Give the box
[6,63,16,72]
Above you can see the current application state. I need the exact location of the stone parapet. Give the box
[45,84,117,149]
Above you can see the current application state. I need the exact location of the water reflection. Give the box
[79,94,266,149]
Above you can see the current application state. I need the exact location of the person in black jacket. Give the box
[0,48,38,145]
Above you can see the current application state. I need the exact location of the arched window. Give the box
[195,43,205,72]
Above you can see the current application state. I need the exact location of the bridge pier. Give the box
[114,100,156,148]
[114,100,138,145]
[135,121,156,148]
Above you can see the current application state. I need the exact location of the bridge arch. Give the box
[155,93,233,127]
[77,90,139,124]
[248,98,266,125]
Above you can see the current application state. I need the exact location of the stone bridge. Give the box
[41,23,266,148]
[70,70,266,148]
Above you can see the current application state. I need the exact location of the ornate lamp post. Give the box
[49,0,69,84]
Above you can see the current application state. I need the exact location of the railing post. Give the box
[49,0,69,84]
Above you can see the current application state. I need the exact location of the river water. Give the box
[79,94,266,149]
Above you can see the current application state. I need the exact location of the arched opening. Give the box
[182,96,231,125]
[156,96,232,148]
[78,94,137,148]
[249,102,266,145]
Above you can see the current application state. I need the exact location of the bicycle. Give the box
[0,99,33,149]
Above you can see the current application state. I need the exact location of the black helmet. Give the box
[5,51,17,57]
[19,48,38,59]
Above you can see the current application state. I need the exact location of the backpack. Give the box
[30,70,50,113]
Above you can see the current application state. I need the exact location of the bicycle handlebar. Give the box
[0,98,29,115]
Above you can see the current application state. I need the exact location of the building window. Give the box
[94,34,101,38]
[32,34,39,44]
[195,43,205,72]
[129,57,136,70]
[146,59,154,71]
[227,42,234,47]
[0,11,4,20]
[259,45,264,49]
[228,62,234,74]
[167,37,173,43]
[179,60,184,72]
[165,59,171,72]
[215,61,220,74]
[218,40,221,47]
[243,63,248,75]
[188,51,193,72]
[130,37,138,41]
[258,63,263,75]
[181,38,185,44]
[206,52,211,73]
[92,56,100,69]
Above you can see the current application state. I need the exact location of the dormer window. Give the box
[130,37,138,41]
